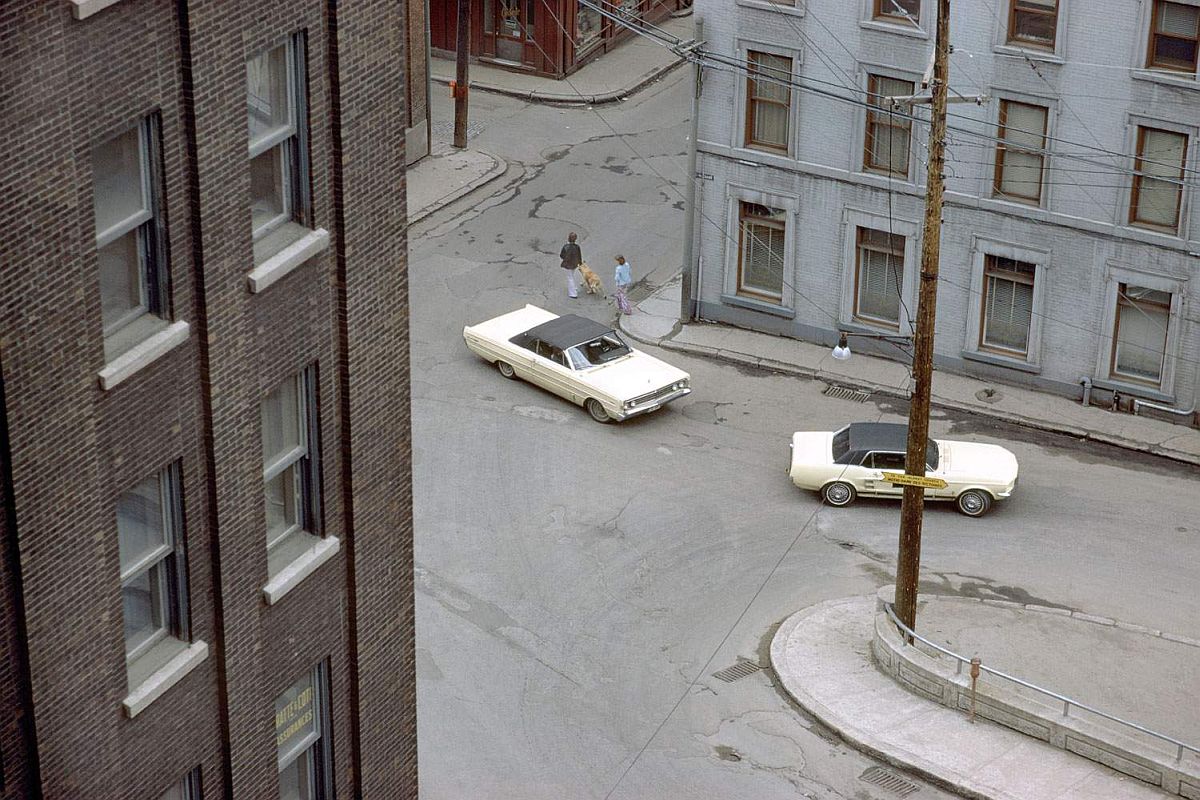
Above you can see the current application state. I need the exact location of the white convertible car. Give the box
[463,305,691,423]
[788,422,1019,517]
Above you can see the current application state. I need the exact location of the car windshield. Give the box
[831,426,851,462]
[568,333,631,367]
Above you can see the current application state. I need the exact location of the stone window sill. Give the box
[962,349,1041,374]
[860,19,928,39]
[735,0,805,17]
[1130,68,1198,92]
[68,0,123,20]
[98,320,190,391]
[1090,377,1175,405]
[721,293,796,319]
[262,535,341,605]
[248,226,330,293]
[992,44,1063,65]
[123,640,208,718]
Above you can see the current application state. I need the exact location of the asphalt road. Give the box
[411,70,1200,800]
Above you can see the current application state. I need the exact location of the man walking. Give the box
[559,232,583,299]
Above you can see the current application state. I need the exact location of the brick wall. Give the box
[0,0,415,795]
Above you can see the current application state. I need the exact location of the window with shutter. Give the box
[1130,126,1187,231]
[1112,284,1171,384]
[745,52,792,153]
[737,203,786,302]
[864,75,915,176]
[994,101,1048,203]
[1008,0,1058,49]
[854,228,904,328]
[979,256,1035,356]
[1147,0,1200,72]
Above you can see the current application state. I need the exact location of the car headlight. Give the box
[624,400,635,410]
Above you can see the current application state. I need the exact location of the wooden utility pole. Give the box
[894,0,951,635]
[453,0,470,149]
[679,17,704,322]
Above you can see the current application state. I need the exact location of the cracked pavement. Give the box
[411,68,1200,799]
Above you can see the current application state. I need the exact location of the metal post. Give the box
[453,0,471,149]
[679,17,704,322]
[894,0,951,635]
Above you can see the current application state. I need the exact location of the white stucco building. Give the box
[688,0,1200,419]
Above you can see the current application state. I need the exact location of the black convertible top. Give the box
[848,423,910,452]
[517,314,613,349]
[836,423,939,468]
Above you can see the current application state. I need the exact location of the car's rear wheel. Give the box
[496,360,516,379]
[822,481,856,507]
[585,398,612,424]
[956,489,993,517]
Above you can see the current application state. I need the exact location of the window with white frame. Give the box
[1130,126,1188,232]
[979,256,1036,356]
[117,463,188,679]
[261,367,321,577]
[1111,284,1172,385]
[248,35,310,260]
[736,202,787,302]
[1146,0,1199,73]
[160,768,202,800]
[744,51,792,153]
[854,228,905,329]
[873,0,919,25]
[994,100,1048,203]
[864,74,914,176]
[92,116,168,360]
[1007,0,1058,49]
[276,664,332,800]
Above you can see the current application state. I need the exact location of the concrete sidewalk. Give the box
[406,139,507,225]
[619,276,1200,466]
[771,596,1196,800]
[430,13,693,105]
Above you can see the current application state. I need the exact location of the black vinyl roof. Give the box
[518,314,613,349]
[848,423,910,452]
[843,423,939,468]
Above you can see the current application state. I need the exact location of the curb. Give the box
[769,599,997,800]
[617,318,1200,468]
[408,149,508,226]
[431,56,686,106]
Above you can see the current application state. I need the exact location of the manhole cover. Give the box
[824,384,872,403]
[431,119,485,141]
[712,661,763,683]
[859,765,920,797]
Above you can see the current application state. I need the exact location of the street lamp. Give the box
[830,331,912,361]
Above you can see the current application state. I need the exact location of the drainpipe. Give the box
[1079,377,1092,408]
[1132,398,1197,419]
[426,0,433,158]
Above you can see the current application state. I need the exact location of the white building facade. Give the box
[689,0,1200,417]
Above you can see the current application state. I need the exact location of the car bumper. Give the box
[611,387,691,421]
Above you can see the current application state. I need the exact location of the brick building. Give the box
[0,0,415,798]
[430,0,690,78]
[689,0,1200,422]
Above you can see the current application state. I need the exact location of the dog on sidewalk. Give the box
[577,262,603,295]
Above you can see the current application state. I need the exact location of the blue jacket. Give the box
[614,262,632,286]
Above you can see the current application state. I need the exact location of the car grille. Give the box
[630,384,679,407]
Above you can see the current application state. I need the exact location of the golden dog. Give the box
[577,262,603,294]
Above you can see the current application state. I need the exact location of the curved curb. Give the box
[408,149,508,226]
[769,597,996,800]
[431,56,685,106]
[617,319,1200,468]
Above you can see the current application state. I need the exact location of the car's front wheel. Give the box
[585,398,612,424]
[956,489,993,517]
[496,360,517,379]
[822,481,856,507]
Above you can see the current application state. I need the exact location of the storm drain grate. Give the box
[712,661,763,683]
[824,383,872,403]
[859,766,920,797]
